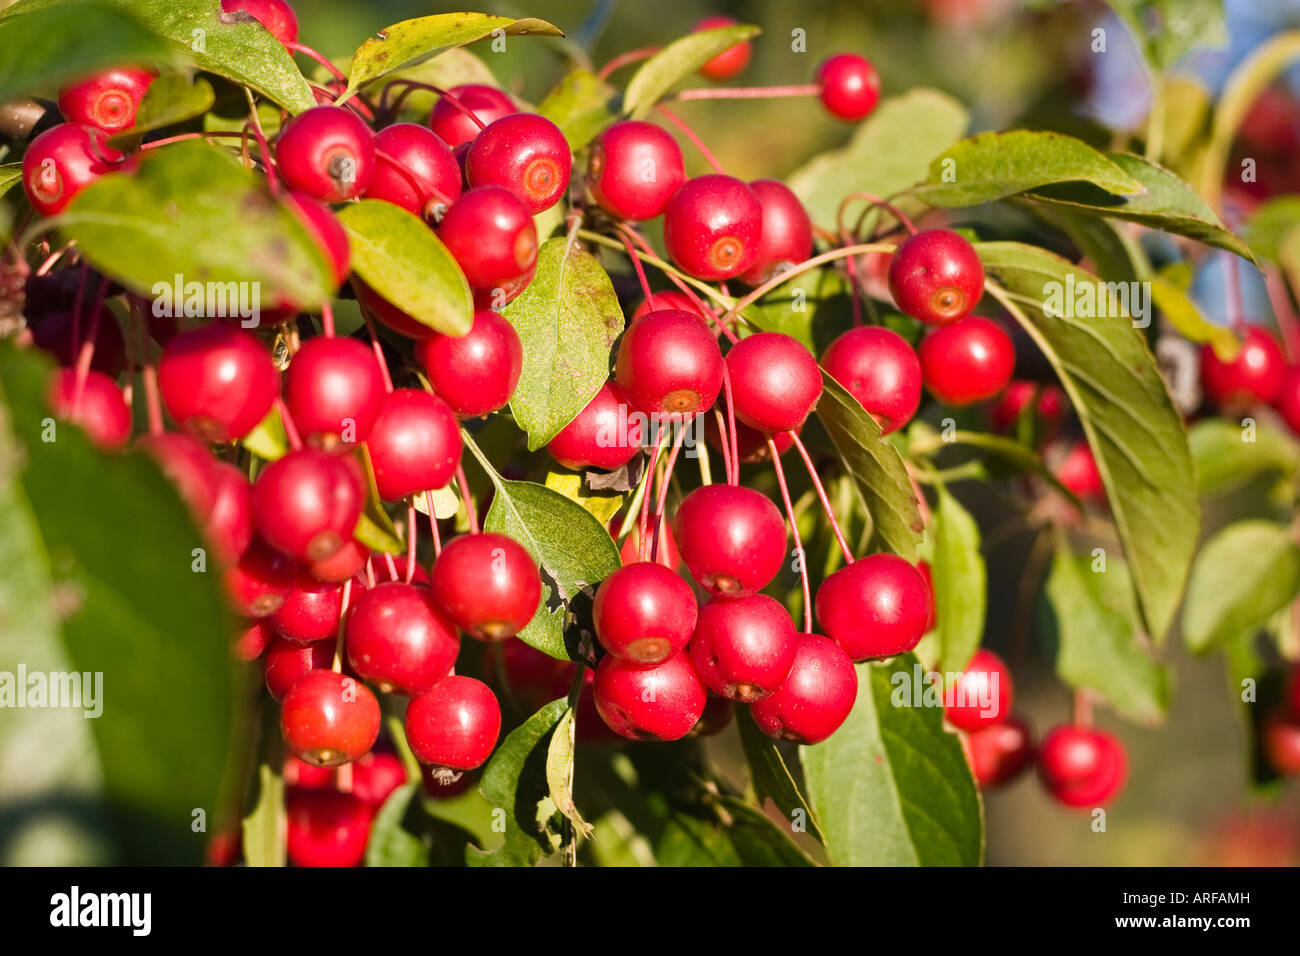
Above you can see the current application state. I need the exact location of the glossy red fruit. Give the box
[815,53,881,121]
[428,84,516,148]
[472,263,535,311]
[465,113,572,214]
[58,67,155,134]
[308,538,368,583]
[285,788,372,867]
[1053,441,1104,501]
[346,582,460,696]
[271,568,346,643]
[966,714,1034,788]
[158,325,278,442]
[688,594,797,702]
[353,281,437,340]
[275,106,375,202]
[820,326,923,435]
[283,192,350,290]
[253,448,363,563]
[593,651,707,741]
[991,381,1067,432]
[234,618,272,661]
[815,554,930,661]
[944,648,1014,731]
[366,388,462,501]
[281,669,381,767]
[286,336,385,446]
[206,461,254,564]
[437,186,538,291]
[631,290,711,324]
[225,538,294,617]
[546,381,643,471]
[351,750,408,806]
[221,0,299,46]
[694,15,752,81]
[284,753,334,788]
[1037,725,1127,808]
[593,562,697,664]
[673,484,786,597]
[405,676,502,770]
[663,175,763,281]
[264,634,333,701]
[30,309,127,378]
[1288,666,1300,721]
[1262,709,1300,775]
[918,559,936,631]
[740,180,813,285]
[704,414,796,463]
[586,120,685,221]
[48,368,131,451]
[366,122,462,219]
[725,331,822,433]
[920,316,1016,405]
[1201,328,1286,408]
[414,310,523,418]
[888,229,985,326]
[615,309,724,417]
[430,533,542,640]
[750,633,857,744]
[23,123,124,216]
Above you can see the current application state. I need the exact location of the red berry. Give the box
[206,461,254,564]
[918,559,937,631]
[58,66,155,134]
[22,123,124,216]
[437,186,538,291]
[593,651,707,741]
[271,567,346,643]
[472,263,535,311]
[428,84,516,148]
[48,368,131,451]
[264,634,333,701]
[673,484,786,597]
[614,309,724,417]
[586,120,685,221]
[275,106,375,203]
[725,331,822,433]
[280,669,381,767]
[284,753,334,788]
[414,309,523,418]
[1274,367,1300,437]
[815,554,930,661]
[688,594,797,702]
[593,561,697,664]
[966,714,1034,788]
[888,229,985,326]
[405,676,501,770]
[919,316,1015,405]
[1037,725,1127,808]
[221,0,299,46]
[158,325,278,442]
[351,750,408,806]
[693,16,751,82]
[740,180,813,285]
[346,582,460,696]
[990,381,1066,432]
[308,537,369,583]
[225,538,295,617]
[465,113,572,215]
[1201,328,1286,408]
[815,53,881,121]
[283,192,350,290]
[253,448,363,563]
[285,787,372,867]
[234,618,272,661]
[749,633,857,744]
[820,326,922,435]
[366,123,462,219]
[285,336,385,446]
[29,308,127,378]
[944,648,1013,731]
[663,175,762,281]
[430,533,542,640]
[546,381,643,471]
[366,388,462,501]
[1262,709,1300,775]
[1053,440,1104,501]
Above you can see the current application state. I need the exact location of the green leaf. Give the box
[1104,0,1226,74]
[931,485,985,673]
[0,164,22,200]
[240,763,285,867]
[341,13,562,103]
[240,403,288,462]
[350,444,404,555]
[365,782,429,867]
[1181,521,1300,655]
[340,200,473,337]
[544,469,624,525]
[736,707,823,844]
[467,698,567,867]
[56,140,332,314]
[0,0,170,103]
[713,798,816,867]
[787,89,969,230]
[1245,195,1300,263]
[108,73,215,145]
[747,267,855,353]
[1041,543,1172,724]
[815,372,923,562]
[1189,418,1300,495]
[979,241,1200,643]
[623,23,761,120]
[914,130,1143,208]
[801,654,983,866]
[538,68,619,151]
[503,237,624,452]
[545,705,592,839]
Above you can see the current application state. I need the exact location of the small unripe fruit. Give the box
[693,16,751,82]
[48,368,131,451]
[966,714,1034,788]
[944,648,1014,731]
[1036,725,1127,808]
[285,788,372,867]
[1201,328,1286,409]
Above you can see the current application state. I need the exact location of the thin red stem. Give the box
[720,365,740,486]
[35,242,75,276]
[242,120,278,193]
[383,552,399,581]
[639,425,669,563]
[617,228,655,301]
[425,490,443,557]
[276,396,303,450]
[138,131,248,151]
[789,430,852,563]
[456,465,479,534]
[405,501,417,584]
[650,423,687,562]
[711,409,733,488]
[655,105,726,175]
[769,437,812,633]
[672,83,820,101]
[358,303,394,392]
[597,46,660,80]
[320,299,335,337]
[332,578,353,673]
[286,41,347,84]
[381,80,484,130]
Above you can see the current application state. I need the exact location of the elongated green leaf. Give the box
[342,13,562,102]
[711,798,816,867]
[623,24,761,119]
[1150,273,1238,354]
[1182,521,1300,655]
[1189,418,1300,495]
[787,89,969,229]
[241,763,285,867]
[932,485,985,673]
[545,705,592,839]
[503,237,624,451]
[1041,543,1172,724]
[365,781,480,867]
[538,68,619,151]
[108,73,215,145]
[340,200,472,337]
[1245,195,1300,263]
[801,654,983,866]
[815,373,923,561]
[736,707,823,844]
[979,241,1199,643]
[1105,0,1226,73]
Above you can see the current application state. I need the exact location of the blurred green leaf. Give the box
[241,762,285,867]
[365,781,478,867]
[240,404,288,462]
[1189,418,1300,495]
[545,705,592,840]
[0,164,22,200]
[539,68,619,151]
[1245,195,1300,263]
[363,47,499,121]
[932,484,985,673]
[1104,0,1226,73]
[736,707,823,844]
[623,23,760,120]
